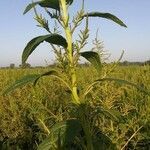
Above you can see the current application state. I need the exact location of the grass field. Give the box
[0,65,150,149]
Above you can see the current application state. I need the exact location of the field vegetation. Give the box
[0,65,150,149]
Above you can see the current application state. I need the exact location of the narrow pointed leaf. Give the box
[96,78,150,95]
[39,0,74,10]
[39,0,73,10]
[3,74,40,95]
[33,70,58,86]
[38,119,82,150]
[82,12,127,27]
[23,0,60,13]
[23,2,40,14]
[23,0,74,14]
[86,78,150,96]
[34,70,71,91]
[38,0,60,10]
[22,34,67,64]
[80,51,102,73]
[3,70,58,95]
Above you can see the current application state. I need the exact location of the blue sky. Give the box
[0,0,150,67]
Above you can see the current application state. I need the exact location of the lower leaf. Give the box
[38,119,82,150]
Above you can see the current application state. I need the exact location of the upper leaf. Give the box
[82,12,127,27]
[23,2,41,14]
[24,0,74,14]
[38,119,82,150]
[22,34,68,64]
[80,51,102,73]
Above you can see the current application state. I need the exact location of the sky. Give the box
[0,0,150,67]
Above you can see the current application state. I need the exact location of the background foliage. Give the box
[0,65,150,149]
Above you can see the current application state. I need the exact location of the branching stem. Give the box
[60,0,80,104]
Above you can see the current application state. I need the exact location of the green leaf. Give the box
[23,2,40,15]
[23,0,74,14]
[92,78,150,96]
[38,119,82,150]
[80,51,102,73]
[82,12,127,27]
[3,70,58,95]
[67,0,74,4]
[96,107,124,122]
[33,70,58,86]
[23,0,60,13]
[93,127,117,150]
[22,34,67,64]
[84,78,150,97]
[3,74,39,95]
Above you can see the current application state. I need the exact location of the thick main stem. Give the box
[60,1,93,149]
[60,0,80,104]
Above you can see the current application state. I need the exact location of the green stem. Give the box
[60,0,93,150]
[60,0,80,104]
[38,119,50,135]
[60,1,93,149]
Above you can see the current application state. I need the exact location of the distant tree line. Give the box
[19,63,31,68]
[0,60,150,69]
[8,63,31,69]
[119,60,150,66]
